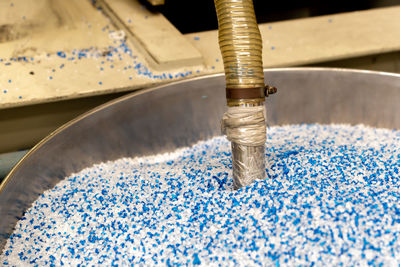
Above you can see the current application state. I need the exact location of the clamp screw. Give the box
[265,85,277,97]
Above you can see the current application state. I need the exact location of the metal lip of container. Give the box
[1,67,400,252]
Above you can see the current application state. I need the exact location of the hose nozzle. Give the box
[221,104,267,189]
[231,142,265,189]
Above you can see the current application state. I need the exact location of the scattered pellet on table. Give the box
[1,124,400,266]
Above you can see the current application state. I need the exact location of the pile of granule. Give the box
[1,124,400,266]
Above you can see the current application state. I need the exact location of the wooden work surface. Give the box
[186,6,400,71]
[1,2,400,110]
[0,0,206,110]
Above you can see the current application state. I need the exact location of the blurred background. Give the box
[157,0,399,33]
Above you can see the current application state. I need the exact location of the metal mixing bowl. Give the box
[1,68,399,252]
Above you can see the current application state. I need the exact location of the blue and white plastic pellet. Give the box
[1,124,400,266]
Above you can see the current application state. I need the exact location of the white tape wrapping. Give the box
[221,105,266,147]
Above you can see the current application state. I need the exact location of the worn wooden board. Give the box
[185,6,400,72]
[99,0,203,69]
[0,0,112,58]
[0,0,208,110]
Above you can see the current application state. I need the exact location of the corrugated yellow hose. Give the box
[214,0,264,92]
[215,0,275,189]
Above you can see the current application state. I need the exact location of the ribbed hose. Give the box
[215,0,267,189]
[214,0,264,91]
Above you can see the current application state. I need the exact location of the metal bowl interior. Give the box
[1,68,400,252]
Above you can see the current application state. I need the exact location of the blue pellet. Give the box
[57,52,66,58]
